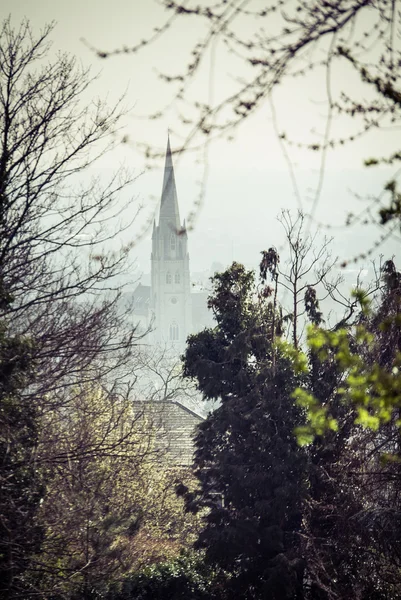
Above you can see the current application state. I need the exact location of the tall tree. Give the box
[0,18,142,597]
[181,263,307,600]
[0,316,43,600]
[0,18,140,404]
[292,259,401,599]
[261,210,341,349]
[0,118,43,598]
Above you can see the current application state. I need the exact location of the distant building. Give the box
[133,400,204,467]
[132,136,214,349]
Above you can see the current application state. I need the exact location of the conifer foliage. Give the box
[181,263,307,600]
[0,314,42,600]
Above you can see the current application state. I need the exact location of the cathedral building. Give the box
[132,137,213,349]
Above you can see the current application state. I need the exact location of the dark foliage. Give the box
[303,260,401,599]
[182,263,307,600]
[0,304,44,598]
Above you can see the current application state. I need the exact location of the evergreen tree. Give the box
[0,301,43,598]
[181,263,307,600]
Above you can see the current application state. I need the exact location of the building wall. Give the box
[151,229,192,350]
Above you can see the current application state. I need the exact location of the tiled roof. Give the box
[133,400,204,467]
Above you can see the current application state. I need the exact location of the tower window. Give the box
[170,321,179,342]
[169,322,179,341]
[170,233,177,251]
[166,272,172,284]
[175,272,180,284]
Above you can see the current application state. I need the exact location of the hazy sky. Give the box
[1,1,399,281]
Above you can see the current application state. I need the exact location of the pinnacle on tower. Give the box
[159,135,181,231]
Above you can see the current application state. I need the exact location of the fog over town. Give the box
[3,0,398,284]
[1,2,401,599]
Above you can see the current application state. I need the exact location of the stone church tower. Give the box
[150,136,192,348]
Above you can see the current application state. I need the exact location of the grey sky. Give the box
[1,1,399,279]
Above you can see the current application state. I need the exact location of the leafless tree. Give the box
[262,210,344,348]
[0,19,148,597]
[132,343,213,414]
[0,18,145,405]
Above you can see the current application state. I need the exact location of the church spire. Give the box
[159,135,181,230]
[150,135,192,349]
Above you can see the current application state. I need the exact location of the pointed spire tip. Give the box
[159,134,181,229]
